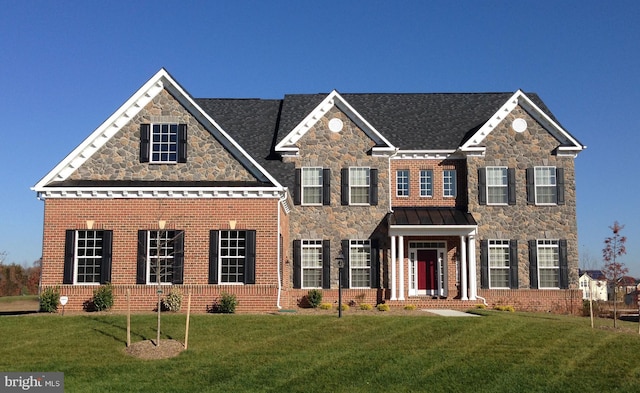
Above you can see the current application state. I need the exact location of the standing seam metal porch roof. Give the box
[388,207,477,226]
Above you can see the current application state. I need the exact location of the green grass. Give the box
[1,311,640,392]
[0,295,38,303]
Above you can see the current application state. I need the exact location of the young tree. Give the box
[602,221,628,328]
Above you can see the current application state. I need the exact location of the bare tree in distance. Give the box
[602,221,628,328]
[580,247,600,271]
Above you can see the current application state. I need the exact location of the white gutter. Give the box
[388,148,400,213]
[276,191,288,310]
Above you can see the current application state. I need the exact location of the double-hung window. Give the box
[534,167,557,204]
[350,240,371,288]
[208,230,257,285]
[302,167,323,205]
[443,170,457,197]
[64,230,113,285]
[537,240,559,288]
[488,240,510,288]
[136,230,184,285]
[301,240,323,288]
[396,170,409,197]
[486,167,508,204]
[420,170,433,197]
[350,167,370,204]
[139,123,187,164]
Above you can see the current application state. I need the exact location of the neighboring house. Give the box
[33,69,586,313]
[613,276,638,300]
[579,270,608,301]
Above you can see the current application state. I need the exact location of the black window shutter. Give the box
[478,168,487,205]
[370,239,379,288]
[294,169,301,205]
[341,168,349,205]
[528,240,538,289]
[322,240,331,289]
[341,240,350,288]
[100,230,113,284]
[526,168,535,205]
[322,169,331,206]
[140,124,150,163]
[509,240,518,289]
[559,239,568,289]
[556,168,565,205]
[208,230,219,284]
[244,230,256,284]
[292,240,301,289]
[172,231,184,284]
[370,169,378,206]
[508,168,517,205]
[63,230,75,284]
[177,124,188,163]
[480,240,489,289]
[137,230,148,284]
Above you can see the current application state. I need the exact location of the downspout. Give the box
[388,148,400,213]
[475,295,488,306]
[276,190,288,310]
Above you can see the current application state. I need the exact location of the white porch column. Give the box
[399,235,405,301]
[460,235,468,301]
[390,235,397,301]
[468,234,477,301]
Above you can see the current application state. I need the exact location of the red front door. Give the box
[417,250,438,291]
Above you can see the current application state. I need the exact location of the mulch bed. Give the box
[124,339,185,360]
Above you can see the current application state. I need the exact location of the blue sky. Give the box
[1,1,638,275]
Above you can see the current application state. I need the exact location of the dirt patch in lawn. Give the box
[124,339,185,360]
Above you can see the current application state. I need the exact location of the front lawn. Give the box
[1,311,639,392]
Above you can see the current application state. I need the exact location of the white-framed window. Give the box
[147,230,178,284]
[489,240,510,288]
[443,170,456,197]
[75,230,104,284]
[535,166,557,204]
[487,167,508,205]
[537,239,559,288]
[420,170,433,197]
[219,230,247,284]
[350,240,371,288]
[396,170,409,197]
[301,240,323,288]
[151,124,179,163]
[302,167,323,205]
[349,167,370,205]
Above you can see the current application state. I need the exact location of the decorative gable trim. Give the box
[460,90,586,156]
[33,68,283,194]
[274,90,396,155]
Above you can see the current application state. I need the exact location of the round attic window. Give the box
[328,118,344,132]
[512,118,527,133]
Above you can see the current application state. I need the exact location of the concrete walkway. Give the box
[422,309,479,317]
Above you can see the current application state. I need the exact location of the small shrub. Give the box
[475,304,487,309]
[338,304,349,311]
[404,304,417,311]
[216,292,238,314]
[494,305,515,312]
[92,284,114,311]
[377,303,390,312]
[162,289,183,312]
[39,287,60,313]
[306,289,323,308]
[359,303,373,310]
[319,303,333,310]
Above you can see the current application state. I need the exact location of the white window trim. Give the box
[73,230,103,285]
[419,169,433,197]
[486,166,508,206]
[301,167,323,206]
[349,167,371,206]
[488,239,510,289]
[146,230,176,285]
[396,169,409,197]
[537,239,560,289]
[150,123,179,164]
[301,239,323,289]
[218,230,246,285]
[534,166,557,206]
[443,169,457,197]
[349,239,371,288]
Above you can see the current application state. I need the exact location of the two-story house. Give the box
[33,69,586,313]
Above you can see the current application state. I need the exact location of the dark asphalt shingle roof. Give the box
[195,91,565,188]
